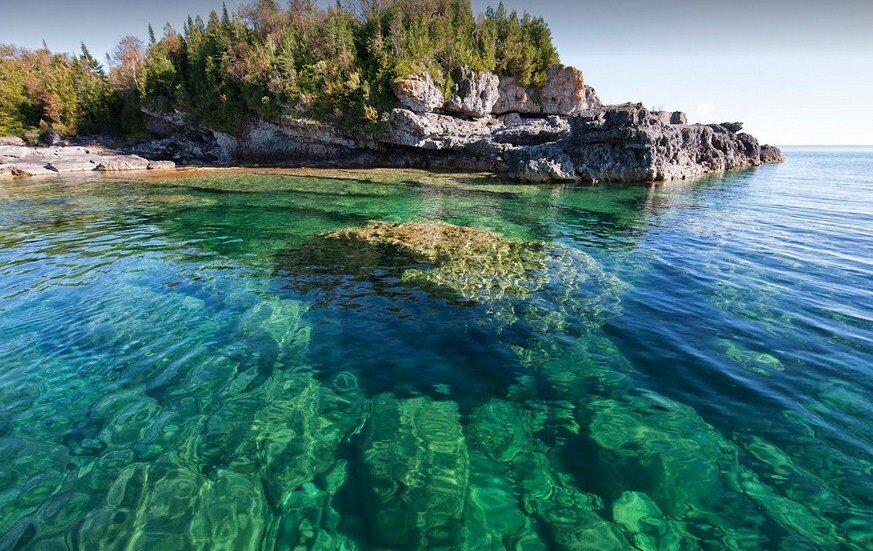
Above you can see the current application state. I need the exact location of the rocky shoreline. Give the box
[0,136,176,178]
[2,64,782,183]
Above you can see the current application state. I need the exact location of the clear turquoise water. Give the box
[0,149,870,550]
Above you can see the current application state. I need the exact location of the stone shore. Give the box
[3,63,782,183]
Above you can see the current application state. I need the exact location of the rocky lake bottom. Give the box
[0,148,870,549]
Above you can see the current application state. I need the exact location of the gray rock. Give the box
[506,145,579,182]
[493,64,593,116]
[147,160,176,170]
[565,103,771,182]
[498,113,523,126]
[38,130,64,146]
[0,137,26,146]
[492,116,571,146]
[383,108,493,149]
[9,163,57,177]
[585,86,603,109]
[391,73,445,113]
[760,144,784,164]
[47,159,98,173]
[95,155,151,172]
[720,122,744,133]
[444,67,499,119]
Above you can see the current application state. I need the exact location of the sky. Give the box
[1,0,871,145]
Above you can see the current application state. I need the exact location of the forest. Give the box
[0,0,559,139]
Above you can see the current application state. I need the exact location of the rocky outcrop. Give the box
[505,146,578,182]
[129,97,780,184]
[95,155,151,172]
[565,104,773,182]
[0,136,25,146]
[0,142,173,178]
[491,115,570,146]
[760,144,784,164]
[391,73,445,113]
[147,160,177,170]
[493,64,597,116]
[444,67,500,119]
[383,108,495,150]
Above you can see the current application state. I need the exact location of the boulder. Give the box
[506,145,579,182]
[492,76,536,115]
[492,115,570,146]
[38,130,67,147]
[540,64,589,115]
[720,122,744,133]
[47,159,98,173]
[0,137,25,146]
[760,144,784,164]
[444,67,499,119]
[585,85,603,109]
[383,108,492,150]
[147,160,177,170]
[391,73,445,113]
[498,113,523,127]
[654,111,688,125]
[493,64,592,116]
[95,155,151,172]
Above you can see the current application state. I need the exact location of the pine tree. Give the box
[148,24,157,45]
[80,43,105,76]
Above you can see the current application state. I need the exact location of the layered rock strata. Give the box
[3,63,781,183]
[0,141,175,178]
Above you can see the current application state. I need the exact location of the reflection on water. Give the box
[0,154,871,549]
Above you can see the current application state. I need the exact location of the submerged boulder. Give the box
[359,395,468,548]
[286,221,624,338]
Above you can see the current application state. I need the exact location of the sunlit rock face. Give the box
[444,67,500,119]
[493,64,596,116]
[391,73,446,113]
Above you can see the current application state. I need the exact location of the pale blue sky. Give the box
[1,0,870,145]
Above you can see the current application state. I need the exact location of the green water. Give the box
[0,150,871,549]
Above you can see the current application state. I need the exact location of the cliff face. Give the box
[135,63,782,183]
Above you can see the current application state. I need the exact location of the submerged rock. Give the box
[284,221,624,344]
[359,395,468,548]
[319,221,600,304]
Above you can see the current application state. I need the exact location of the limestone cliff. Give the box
[5,62,780,183]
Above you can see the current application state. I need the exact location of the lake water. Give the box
[0,149,870,549]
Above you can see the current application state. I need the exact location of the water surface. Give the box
[0,150,871,549]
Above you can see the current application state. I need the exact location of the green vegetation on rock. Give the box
[0,1,558,138]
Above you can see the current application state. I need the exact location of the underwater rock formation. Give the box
[280,220,626,351]
[359,395,469,548]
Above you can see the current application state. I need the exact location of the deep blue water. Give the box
[0,149,870,549]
